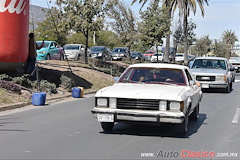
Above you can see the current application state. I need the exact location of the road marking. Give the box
[232,108,240,123]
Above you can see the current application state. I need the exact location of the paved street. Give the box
[0,77,240,160]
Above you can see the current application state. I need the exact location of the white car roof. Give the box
[195,57,227,60]
[129,63,188,70]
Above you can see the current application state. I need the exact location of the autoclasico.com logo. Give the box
[140,150,239,159]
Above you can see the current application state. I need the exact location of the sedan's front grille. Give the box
[196,76,215,81]
[117,98,159,110]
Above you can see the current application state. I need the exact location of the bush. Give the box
[34,80,57,94]
[0,74,11,81]
[60,75,73,92]
[0,80,21,94]
[12,75,33,88]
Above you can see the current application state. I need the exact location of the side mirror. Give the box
[81,48,85,51]
[189,80,196,86]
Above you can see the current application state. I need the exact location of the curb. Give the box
[0,91,97,112]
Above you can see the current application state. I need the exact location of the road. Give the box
[0,77,240,159]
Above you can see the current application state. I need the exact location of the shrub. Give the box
[0,74,11,81]
[60,75,73,92]
[34,80,57,94]
[12,75,33,88]
[0,80,21,94]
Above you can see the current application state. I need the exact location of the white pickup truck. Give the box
[229,57,240,73]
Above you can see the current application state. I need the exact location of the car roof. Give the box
[195,57,227,60]
[64,44,84,46]
[129,63,188,70]
[36,41,55,43]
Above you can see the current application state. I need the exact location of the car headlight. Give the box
[97,98,108,107]
[109,98,116,109]
[38,51,46,54]
[98,53,102,56]
[216,75,227,82]
[170,101,184,112]
[159,101,167,111]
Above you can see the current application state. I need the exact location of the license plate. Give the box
[97,114,114,122]
[201,84,209,88]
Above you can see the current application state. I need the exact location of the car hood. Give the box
[95,83,188,101]
[191,68,227,75]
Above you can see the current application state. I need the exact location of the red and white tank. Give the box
[0,0,29,72]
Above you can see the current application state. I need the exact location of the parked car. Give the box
[36,41,65,60]
[131,51,142,60]
[91,63,202,135]
[143,50,155,61]
[229,57,240,73]
[90,46,112,60]
[111,47,129,60]
[150,53,164,62]
[175,53,185,63]
[63,44,91,60]
[190,57,235,93]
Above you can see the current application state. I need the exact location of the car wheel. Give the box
[176,111,189,135]
[101,122,114,131]
[189,104,199,121]
[224,82,231,93]
[46,54,50,60]
[60,54,64,60]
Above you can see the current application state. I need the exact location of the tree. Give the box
[173,19,196,59]
[55,0,106,64]
[139,1,170,63]
[212,39,228,58]
[35,7,68,45]
[107,0,138,60]
[195,35,212,56]
[222,29,238,58]
[95,30,119,49]
[176,0,209,65]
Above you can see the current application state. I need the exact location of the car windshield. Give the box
[90,47,104,52]
[145,51,155,55]
[118,67,186,86]
[64,45,80,50]
[37,42,49,48]
[112,48,126,53]
[176,54,184,57]
[191,59,226,70]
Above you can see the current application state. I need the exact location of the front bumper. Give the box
[198,81,228,89]
[91,108,185,124]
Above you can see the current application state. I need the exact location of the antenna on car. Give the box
[45,0,76,87]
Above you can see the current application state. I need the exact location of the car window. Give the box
[64,45,80,50]
[185,69,193,82]
[90,47,104,52]
[112,48,126,52]
[119,67,186,85]
[192,59,226,70]
[37,42,49,48]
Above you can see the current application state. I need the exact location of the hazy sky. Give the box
[31,0,240,41]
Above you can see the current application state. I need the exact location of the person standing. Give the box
[25,33,44,74]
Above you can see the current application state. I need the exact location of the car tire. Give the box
[176,111,189,135]
[101,122,114,131]
[224,82,231,93]
[189,104,199,121]
[46,54,50,60]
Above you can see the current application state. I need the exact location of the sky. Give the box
[31,0,240,42]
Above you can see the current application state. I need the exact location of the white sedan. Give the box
[91,63,202,135]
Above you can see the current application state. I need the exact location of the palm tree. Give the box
[174,0,209,65]
[222,29,238,58]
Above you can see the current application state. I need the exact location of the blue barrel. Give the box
[72,87,81,98]
[32,92,46,106]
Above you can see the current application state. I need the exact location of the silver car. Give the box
[190,57,235,93]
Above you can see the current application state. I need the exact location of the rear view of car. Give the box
[229,57,240,73]
[143,50,155,61]
[175,53,184,63]
[150,53,164,62]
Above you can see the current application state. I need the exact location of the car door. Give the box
[49,42,59,59]
[185,69,201,111]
